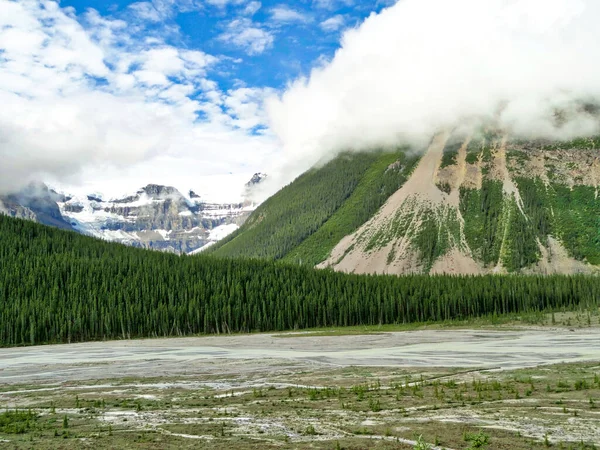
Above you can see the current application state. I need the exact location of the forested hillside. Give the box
[282,151,419,266]
[209,149,418,261]
[1,214,599,347]
[212,130,600,275]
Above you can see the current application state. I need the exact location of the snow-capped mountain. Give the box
[1,174,267,254]
[58,184,256,253]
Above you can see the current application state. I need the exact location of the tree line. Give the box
[1,215,598,347]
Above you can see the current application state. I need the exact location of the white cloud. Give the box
[266,0,600,189]
[129,2,164,22]
[313,0,355,10]
[224,87,277,130]
[242,1,261,16]
[0,0,277,197]
[269,5,311,23]
[10,0,599,205]
[128,0,205,22]
[218,18,274,55]
[320,14,345,31]
[313,0,333,9]
[204,0,247,9]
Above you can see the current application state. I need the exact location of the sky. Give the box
[1,0,599,203]
[0,0,394,201]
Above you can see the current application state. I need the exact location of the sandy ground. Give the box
[2,328,600,385]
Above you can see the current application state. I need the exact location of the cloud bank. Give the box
[0,0,277,196]
[265,0,600,188]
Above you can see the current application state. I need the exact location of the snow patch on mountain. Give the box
[209,223,239,241]
[4,174,265,254]
[189,223,239,255]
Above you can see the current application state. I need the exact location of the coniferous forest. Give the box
[209,150,419,262]
[1,214,598,347]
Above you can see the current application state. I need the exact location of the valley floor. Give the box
[1,315,599,449]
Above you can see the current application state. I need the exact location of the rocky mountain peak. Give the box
[1,180,258,255]
[87,194,103,203]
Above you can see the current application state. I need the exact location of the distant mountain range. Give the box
[0,174,266,254]
[208,132,600,275]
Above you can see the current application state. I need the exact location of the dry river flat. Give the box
[1,323,600,449]
[2,328,600,384]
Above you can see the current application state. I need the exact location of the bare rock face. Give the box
[0,200,38,222]
[246,173,267,186]
[242,172,268,207]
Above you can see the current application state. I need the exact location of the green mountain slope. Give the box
[458,135,600,271]
[213,132,600,275]
[210,149,418,261]
[323,132,600,275]
[1,214,599,347]
[282,151,419,266]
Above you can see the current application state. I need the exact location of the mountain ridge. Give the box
[208,149,419,261]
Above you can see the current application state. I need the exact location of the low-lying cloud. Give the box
[265,0,600,189]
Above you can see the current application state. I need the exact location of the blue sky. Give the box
[61,0,391,94]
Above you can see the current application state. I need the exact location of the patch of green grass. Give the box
[436,182,451,194]
[363,197,417,252]
[411,206,461,271]
[272,309,594,338]
[465,151,479,165]
[507,150,530,165]
[544,136,600,151]
[4,356,600,449]
[500,195,542,271]
[549,184,600,264]
[460,181,505,267]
